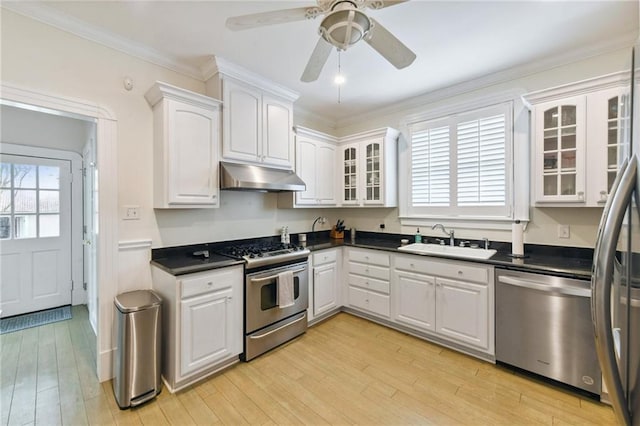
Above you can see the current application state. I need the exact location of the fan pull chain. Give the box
[337,50,342,104]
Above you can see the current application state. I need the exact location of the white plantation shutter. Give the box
[406,102,512,219]
[411,125,450,206]
[457,114,505,206]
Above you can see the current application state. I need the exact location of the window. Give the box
[0,161,61,240]
[404,102,513,220]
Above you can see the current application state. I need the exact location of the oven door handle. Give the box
[250,267,306,284]
[248,312,307,339]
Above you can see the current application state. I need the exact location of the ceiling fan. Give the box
[226,0,416,83]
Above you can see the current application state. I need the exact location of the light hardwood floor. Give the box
[1,308,616,425]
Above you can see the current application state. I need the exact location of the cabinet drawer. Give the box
[349,262,390,281]
[180,267,240,299]
[395,255,489,284]
[348,273,389,294]
[348,286,390,317]
[313,249,338,266]
[348,249,390,267]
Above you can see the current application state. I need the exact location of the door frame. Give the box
[1,82,118,382]
[0,144,84,310]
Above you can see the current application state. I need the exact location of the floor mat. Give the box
[0,305,72,334]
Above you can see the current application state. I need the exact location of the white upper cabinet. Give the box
[204,57,299,170]
[280,126,338,208]
[524,72,629,206]
[339,128,399,207]
[145,82,222,209]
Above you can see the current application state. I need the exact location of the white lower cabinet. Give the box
[151,264,243,392]
[346,248,391,318]
[393,254,494,354]
[395,270,436,332]
[310,248,341,320]
[435,277,489,349]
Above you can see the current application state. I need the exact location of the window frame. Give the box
[399,91,530,230]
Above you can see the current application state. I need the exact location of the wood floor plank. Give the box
[2,309,617,425]
[8,327,39,425]
[174,386,220,425]
[34,381,62,425]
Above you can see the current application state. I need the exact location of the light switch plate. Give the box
[123,205,140,220]
[558,224,570,239]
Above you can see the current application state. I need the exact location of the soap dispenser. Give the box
[414,228,422,243]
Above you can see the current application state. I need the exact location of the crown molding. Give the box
[201,56,299,102]
[293,104,337,132]
[144,81,221,109]
[294,125,338,143]
[2,2,204,80]
[334,31,636,129]
[522,70,630,107]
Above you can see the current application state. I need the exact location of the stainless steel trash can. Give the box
[113,290,162,409]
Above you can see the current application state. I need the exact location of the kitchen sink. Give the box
[397,243,497,260]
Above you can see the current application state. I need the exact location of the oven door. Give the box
[245,261,309,334]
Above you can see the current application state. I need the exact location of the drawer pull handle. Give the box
[458,271,463,275]
[207,282,213,286]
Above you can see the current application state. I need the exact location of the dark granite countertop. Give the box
[304,231,594,280]
[151,231,594,279]
[151,243,244,276]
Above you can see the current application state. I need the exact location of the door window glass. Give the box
[0,161,61,239]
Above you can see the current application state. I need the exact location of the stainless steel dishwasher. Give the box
[495,268,601,396]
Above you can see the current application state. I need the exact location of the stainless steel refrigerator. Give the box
[592,39,640,426]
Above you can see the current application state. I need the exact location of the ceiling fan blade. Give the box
[301,37,334,82]
[365,18,416,69]
[226,7,318,31]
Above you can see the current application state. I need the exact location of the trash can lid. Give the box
[115,290,162,313]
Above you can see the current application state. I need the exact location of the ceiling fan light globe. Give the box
[319,9,371,50]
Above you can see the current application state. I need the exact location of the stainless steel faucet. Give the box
[432,223,455,246]
[312,216,326,234]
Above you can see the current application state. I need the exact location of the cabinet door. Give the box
[341,143,359,205]
[394,271,436,332]
[222,79,261,163]
[534,96,586,203]
[166,100,219,206]
[316,142,337,204]
[262,94,293,168]
[314,262,338,316]
[362,139,384,205]
[586,87,627,206]
[295,138,318,205]
[435,277,488,350]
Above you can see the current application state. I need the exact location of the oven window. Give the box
[261,276,300,310]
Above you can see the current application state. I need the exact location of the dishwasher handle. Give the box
[497,274,590,298]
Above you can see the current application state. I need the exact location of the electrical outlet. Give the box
[558,224,570,239]
[123,205,140,220]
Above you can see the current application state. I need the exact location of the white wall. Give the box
[1,9,631,254]
[0,6,633,380]
[1,105,95,154]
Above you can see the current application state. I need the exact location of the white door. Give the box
[435,277,489,350]
[395,271,436,332]
[314,262,337,316]
[83,142,98,332]
[180,287,234,378]
[0,154,72,317]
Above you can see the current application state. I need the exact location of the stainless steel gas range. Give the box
[217,241,310,361]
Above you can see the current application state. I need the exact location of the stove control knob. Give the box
[249,254,256,258]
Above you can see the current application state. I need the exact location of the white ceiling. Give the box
[5,1,638,125]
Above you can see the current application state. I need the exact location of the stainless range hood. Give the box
[220,161,306,192]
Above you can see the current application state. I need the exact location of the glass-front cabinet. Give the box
[535,96,586,203]
[342,144,358,204]
[525,73,628,206]
[339,128,399,207]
